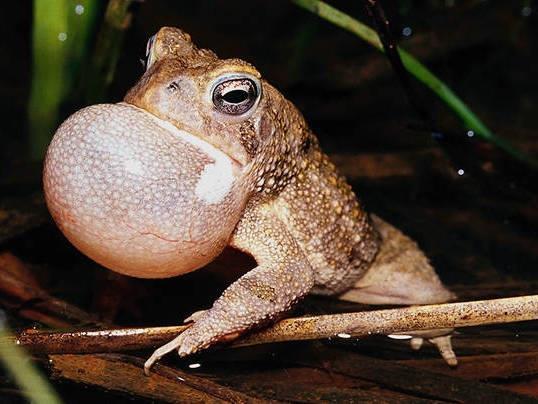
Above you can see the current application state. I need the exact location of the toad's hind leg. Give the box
[340,215,454,305]
[338,215,458,366]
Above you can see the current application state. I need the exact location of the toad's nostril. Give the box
[167,81,180,92]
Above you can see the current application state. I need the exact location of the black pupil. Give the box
[213,78,258,115]
[222,89,249,104]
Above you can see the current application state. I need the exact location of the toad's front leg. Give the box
[144,201,314,374]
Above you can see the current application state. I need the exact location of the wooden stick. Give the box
[49,353,256,403]
[7,295,538,355]
[240,294,538,346]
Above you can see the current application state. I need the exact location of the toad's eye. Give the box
[212,78,259,115]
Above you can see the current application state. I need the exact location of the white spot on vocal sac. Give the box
[195,159,235,204]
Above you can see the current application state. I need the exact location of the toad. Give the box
[43,27,457,373]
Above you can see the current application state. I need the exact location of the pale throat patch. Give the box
[148,111,236,204]
[195,158,235,204]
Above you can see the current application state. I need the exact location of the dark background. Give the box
[2,1,538,159]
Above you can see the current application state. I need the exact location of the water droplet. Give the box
[521,6,532,17]
[402,26,412,37]
[467,130,474,137]
[337,333,351,339]
[75,4,85,15]
[188,363,201,369]
[58,32,67,42]
[15,339,20,345]
[457,169,465,176]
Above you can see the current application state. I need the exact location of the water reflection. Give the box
[188,363,202,369]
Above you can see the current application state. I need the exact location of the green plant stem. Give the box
[28,0,100,160]
[84,0,133,103]
[292,0,537,168]
[0,317,62,404]
[28,0,69,160]
[66,0,101,95]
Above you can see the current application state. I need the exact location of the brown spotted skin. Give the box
[274,140,381,295]
[43,27,455,368]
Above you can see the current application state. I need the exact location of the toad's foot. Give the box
[144,333,185,376]
[338,216,458,367]
[144,311,242,375]
[402,329,457,366]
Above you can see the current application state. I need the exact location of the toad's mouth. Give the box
[121,102,245,169]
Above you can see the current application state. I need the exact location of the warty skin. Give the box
[43,27,456,372]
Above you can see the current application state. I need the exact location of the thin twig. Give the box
[8,295,538,355]
[362,1,483,179]
[363,0,435,129]
[291,0,538,169]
